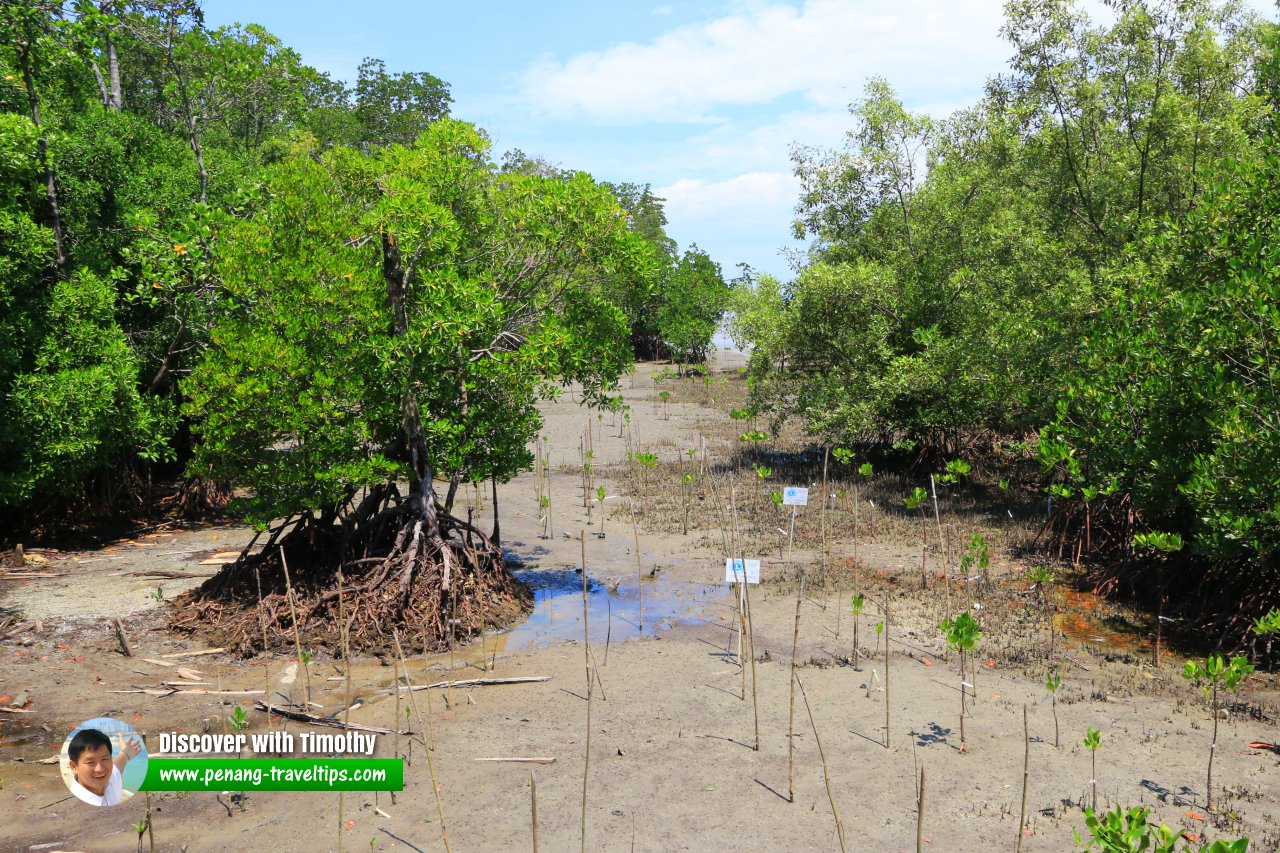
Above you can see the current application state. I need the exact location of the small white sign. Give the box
[724,558,761,584]
[782,487,809,506]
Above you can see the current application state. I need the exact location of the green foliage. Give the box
[1046,672,1061,694]
[184,120,654,526]
[858,462,873,478]
[940,611,982,654]
[960,534,989,577]
[903,486,928,511]
[850,593,865,617]
[1075,805,1249,852]
[936,459,971,486]
[634,452,658,469]
[1253,608,1280,637]
[1026,565,1057,587]
[228,704,248,732]
[1083,727,1103,753]
[1133,532,1185,554]
[657,245,729,365]
[1181,654,1254,702]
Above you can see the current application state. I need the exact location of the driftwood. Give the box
[254,701,401,735]
[114,618,132,657]
[160,647,227,658]
[396,676,550,694]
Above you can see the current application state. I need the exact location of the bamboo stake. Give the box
[279,549,311,706]
[884,594,891,749]
[797,674,846,852]
[254,564,271,735]
[788,572,807,802]
[580,531,592,853]
[1017,704,1030,853]
[632,500,643,635]
[531,771,539,853]
[392,629,451,853]
[338,566,349,853]
[916,767,926,853]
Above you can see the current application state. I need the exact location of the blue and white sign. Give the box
[724,558,761,584]
[782,487,809,506]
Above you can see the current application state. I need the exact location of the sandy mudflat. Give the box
[2,359,1278,852]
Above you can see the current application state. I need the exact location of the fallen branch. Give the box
[474,757,556,764]
[395,676,550,693]
[114,618,133,658]
[160,648,227,658]
[254,701,402,735]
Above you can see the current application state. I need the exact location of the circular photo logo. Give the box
[60,718,148,807]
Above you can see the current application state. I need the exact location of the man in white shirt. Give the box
[67,728,142,806]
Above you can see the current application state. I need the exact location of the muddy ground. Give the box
[2,358,1279,852]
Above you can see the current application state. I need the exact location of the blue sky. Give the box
[202,0,1276,283]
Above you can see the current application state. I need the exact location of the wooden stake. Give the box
[279,549,311,706]
[797,674,846,852]
[531,770,539,853]
[392,629,451,853]
[1017,704,1030,853]
[632,500,644,635]
[916,767,925,853]
[581,530,592,853]
[788,572,807,802]
[884,595,891,749]
[113,618,132,658]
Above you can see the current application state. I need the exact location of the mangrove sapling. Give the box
[1075,804,1251,852]
[681,472,695,535]
[850,594,866,670]
[788,572,807,803]
[1133,532,1183,667]
[1083,727,1103,812]
[1254,607,1280,662]
[1046,672,1063,748]
[1181,653,1254,811]
[903,487,930,590]
[594,486,608,538]
[939,612,981,753]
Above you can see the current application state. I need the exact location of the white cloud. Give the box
[658,171,796,217]
[517,0,1010,123]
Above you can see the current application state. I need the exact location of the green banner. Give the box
[140,758,403,792]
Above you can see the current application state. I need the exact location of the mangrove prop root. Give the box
[169,507,531,656]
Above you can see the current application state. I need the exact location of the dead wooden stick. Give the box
[114,618,133,657]
[159,647,227,658]
[254,701,400,735]
[395,676,550,693]
[474,757,556,764]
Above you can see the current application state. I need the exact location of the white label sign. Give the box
[724,558,761,584]
[782,487,809,506]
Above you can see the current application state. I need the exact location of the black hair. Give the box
[68,728,112,763]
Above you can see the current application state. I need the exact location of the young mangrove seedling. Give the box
[850,594,866,670]
[1074,803,1250,853]
[1046,672,1062,749]
[594,486,608,538]
[1181,653,1254,811]
[940,611,981,752]
[1083,727,1103,812]
[903,487,929,590]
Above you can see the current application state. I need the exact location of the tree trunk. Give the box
[491,476,501,547]
[17,39,69,281]
[381,229,443,540]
